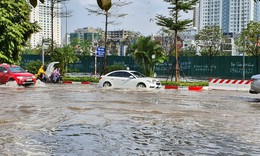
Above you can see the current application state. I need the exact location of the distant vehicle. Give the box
[99,70,161,89]
[0,63,36,86]
[250,74,260,94]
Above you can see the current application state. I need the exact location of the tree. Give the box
[179,45,197,56]
[0,0,40,63]
[51,45,78,74]
[71,38,92,56]
[126,36,166,77]
[87,0,132,75]
[235,21,260,73]
[195,25,224,77]
[156,0,198,82]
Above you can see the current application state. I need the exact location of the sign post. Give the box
[95,47,105,77]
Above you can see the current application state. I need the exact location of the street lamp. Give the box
[42,38,50,66]
[61,3,68,45]
[256,34,260,73]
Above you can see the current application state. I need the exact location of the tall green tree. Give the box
[195,25,224,77]
[235,21,260,57]
[156,0,198,82]
[0,0,40,63]
[235,21,260,73]
[127,36,166,77]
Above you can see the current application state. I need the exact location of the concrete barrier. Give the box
[209,78,251,91]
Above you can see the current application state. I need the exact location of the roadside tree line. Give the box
[1,0,260,81]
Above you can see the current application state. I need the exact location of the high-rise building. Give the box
[29,0,61,48]
[196,0,260,34]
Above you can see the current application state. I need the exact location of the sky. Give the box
[61,0,193,37]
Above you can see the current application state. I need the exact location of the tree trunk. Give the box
[101,11,108,76]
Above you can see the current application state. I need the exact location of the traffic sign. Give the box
[96,47,105,57]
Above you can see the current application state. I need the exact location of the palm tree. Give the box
[127,36,166,77]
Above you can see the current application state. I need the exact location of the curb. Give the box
[63,81,91,84]
[165,85,207,91]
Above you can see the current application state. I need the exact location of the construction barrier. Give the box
[209,78,252,91]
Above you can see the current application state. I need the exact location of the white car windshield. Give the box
[131,71,145,78]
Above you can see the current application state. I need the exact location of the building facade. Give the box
[197,0,260,33]
[29,0,61,48]
[195,0,260,55]
[69,28,139,56]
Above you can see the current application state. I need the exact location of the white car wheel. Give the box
[137,83,146,88]
[103,82,112,87]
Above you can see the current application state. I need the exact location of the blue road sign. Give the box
[96,47,105,57]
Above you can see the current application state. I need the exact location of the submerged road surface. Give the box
[0,82,260,155]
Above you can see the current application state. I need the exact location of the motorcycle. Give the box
[36,62,63,83]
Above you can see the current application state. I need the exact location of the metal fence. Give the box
[21,55,259,80]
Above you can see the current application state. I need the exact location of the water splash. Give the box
[34,80,46,88]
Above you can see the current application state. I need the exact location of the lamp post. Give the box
[41,38,49,66]
[61,3,68,45]
[256,34,260,73]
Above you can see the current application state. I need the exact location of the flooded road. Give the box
[0,82,260,155]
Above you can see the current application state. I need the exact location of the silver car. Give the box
[99,70,161,89]
[250,74,260,94]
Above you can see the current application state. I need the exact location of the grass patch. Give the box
[161,81,208,86]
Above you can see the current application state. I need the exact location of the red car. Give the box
[0,63,36,85]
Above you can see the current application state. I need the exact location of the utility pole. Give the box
[174,0,179,82]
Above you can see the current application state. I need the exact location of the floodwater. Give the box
[0,81,260,156]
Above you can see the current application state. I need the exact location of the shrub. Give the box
[161,81,208,86]
[23,60,42,74]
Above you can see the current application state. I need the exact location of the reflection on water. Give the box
[0,84,260,155]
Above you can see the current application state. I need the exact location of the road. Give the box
[0,82,260,155]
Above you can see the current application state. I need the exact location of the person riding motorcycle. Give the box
[50,68,62,83]
[35,65,47,82]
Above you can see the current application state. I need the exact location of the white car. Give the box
[99,70,161,89]
[250,74,260,94]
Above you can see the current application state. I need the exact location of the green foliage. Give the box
[180,45,197,56]
[195,25,224,56]
[70,38,91,56]
[235,21,260,56]
[22,60,42,74]
[104,64,126,74]
[156,0,198,32]
[0,1,40,63]
[127,36,167,77]
[155,0,198,82]
[161,81,208,86]
[51,45,79,74]
[63,76,99,83]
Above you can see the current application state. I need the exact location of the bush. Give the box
[23,60,42,74]
[161,81,208,86]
